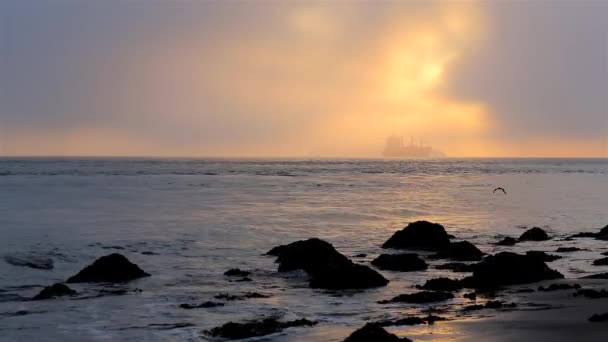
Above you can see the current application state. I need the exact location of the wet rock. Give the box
[214,292,271,301]
[375,314,445,327]
[66,253,150,283]
[417,278,462,292]
[379,291,454,304]
[555,247,583,253]
[513,288,535,293]
[581,273,608,279]
[179,301,224,309]
[235,277,252,282]
[435,262,476,272]
[589,313,608,322]
[571,225,608,240]
[224,268,251,277]
[525,251,562,262]
[267,238,388,289]
[519,227,550,241]
[371,253,428,272]
[430,241,484,261]
[464,300,517,311]
[538,283,581,292]
[32,283,77,300]
[343,323,412,342]
[462,252,563,289]
[354,253,367,258]
[574,289,608,299]
[495,237,518,246]
[382,221,451,251]
[463,292,477,300]
[3,254,54,270]
[593,257,608,266]
[205,318,317,340]
[602,251,608,256]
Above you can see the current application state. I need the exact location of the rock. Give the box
[574,289,608,299]
[430,241,484,261]
[464,300,516,311]
[379,291,454,304]
[214,292,271,301]
[205,318,317,339]
[519,227,550,241]
[593,257,608,266]
[354,253,367,258]
[463,292,477,300]
[589,313,608,322]
[371,253,428,272]
[235,277,252,282]
[555,247,583,253]
[267,238,388,289]
[571,225,608,240]
[581,273,608,279]
[417,278,462,292]
[32,283,77,300]
[66,253,150,283]
[375,314,445,327]
[462,252,563,289]
[538,283,581,292]
[343,323,412,342]
[4,254,54,270]
[602,252,608,256]
[224,268,251,277]
[495,237,518,246]
[382,221,451,251]
[525,251,562,262]
[179,301,224,309]
[435,262,476,272]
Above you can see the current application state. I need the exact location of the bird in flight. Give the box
[493,187,507,194]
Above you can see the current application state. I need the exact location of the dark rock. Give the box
[354,253,367,258]
[514,288,535,293]
[343,323,412,342]
[525,251,562,262]
[179,301,224,309]
[463,300,516,311]
[519,227,550,241]
[224,268,251,277]
[555,247,583,253]
[417,278,462,292]
[235,277,252,282]
[463,292,477,300]
[375,314,445,327]
[371,253,428,272]
[430,241,484,261]
[495,237,518,246]
[571,225,608,240]
[581,273,608,279]
[382,221,451,251]
[538,283,581,292]
[589,313,608,322]
[593,257,608,266]
[379,291,454,304]
[4,254,54,270]
[462,252,563,289]
[67,253,150,283]
[602,251,608,256]
[214,292,271,301]
[267,238,388,289]
[205,318,317,340]
[435,262,476,272]
[574,289,608,299]
[32,283,77,300]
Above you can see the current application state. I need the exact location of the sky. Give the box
[1,0,607,157]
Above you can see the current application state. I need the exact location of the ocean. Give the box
[0,158,607,341]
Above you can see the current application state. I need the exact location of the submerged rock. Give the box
[379,291,454,304]
[343,323,412,342]
[4,254,54,270]
[574,289,608,299]
[375,314,445,327]
[589,313,608,322]
[525,251,562,262]
[435,262,476,273]
[555,247,583,253]
[224,268,251,277]
[179,301,224,309]
[571,225,608,240]
[66,253,150,283]
[463,300,516,311]
[495,237,518,246]
[32,283,77,300]
[581,273,608,279]
[382,221,451,251]
[538,283,581,292]
[267,238,388,289]
[593,257,608,266]
[417,278,462,292]
[214,292,270,301]
[205,318,317,340]
[430,241,484,261]
[519,227,550,241]
[462,252,563,289]
[371,253,428,272]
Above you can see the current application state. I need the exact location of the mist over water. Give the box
[0,158,607,341]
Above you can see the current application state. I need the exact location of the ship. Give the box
[382,135,445,158]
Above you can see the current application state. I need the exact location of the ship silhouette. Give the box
[382,135,445,158]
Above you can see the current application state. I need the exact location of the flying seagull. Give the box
[493,187,507,195]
